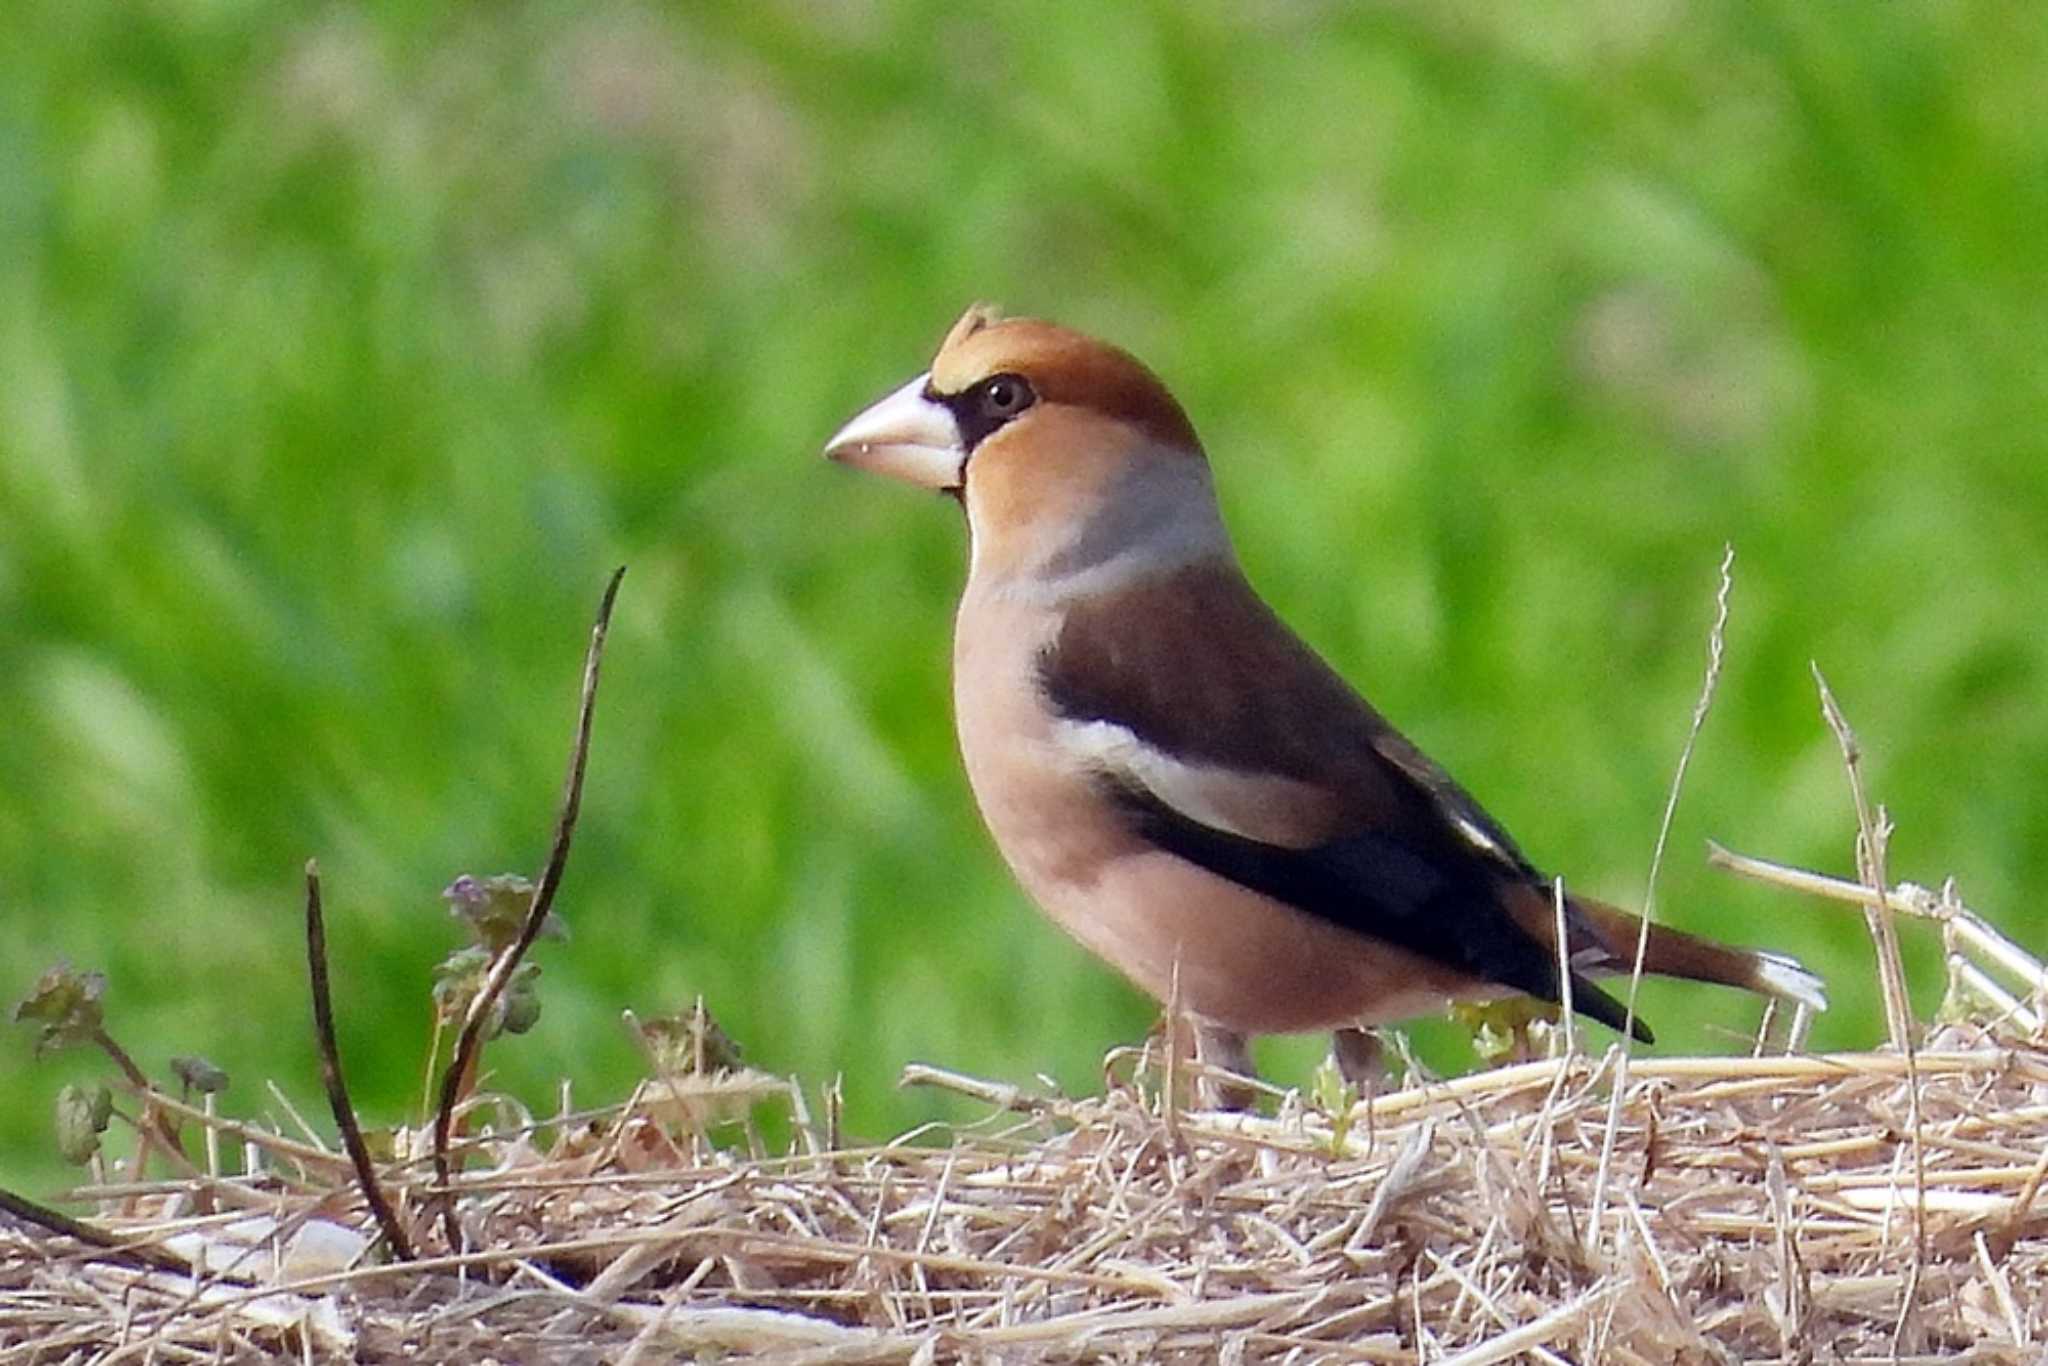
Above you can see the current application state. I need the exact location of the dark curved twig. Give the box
[0,1183,193,1275]
[304,859,415,1261]
[431,566,625,1253]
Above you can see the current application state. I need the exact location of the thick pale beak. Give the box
[823,373,965,491]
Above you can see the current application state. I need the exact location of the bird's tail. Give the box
[1570,894,1830,1014]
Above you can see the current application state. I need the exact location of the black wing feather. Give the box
[1107,780,1653,1043]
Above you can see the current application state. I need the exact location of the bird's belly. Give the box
[971,760,1491,1033]
[1038,846,1493,1035]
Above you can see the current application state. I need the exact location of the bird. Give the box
[822,303,1827,1098]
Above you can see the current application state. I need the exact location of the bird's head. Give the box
[824,305,1230,593]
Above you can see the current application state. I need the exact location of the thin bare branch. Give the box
[304,859,414,1261]
[898,1063,1058,1117]
[432,565,626,1253]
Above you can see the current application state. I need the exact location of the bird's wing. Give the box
[1038,564,1645,1038]
[1361,722,1539,878]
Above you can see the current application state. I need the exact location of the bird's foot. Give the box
[1192,1020,1259,1111]
[1330,1026,1385,1093]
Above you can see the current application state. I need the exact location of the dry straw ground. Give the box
[3,856,2045,1364]
[6,575,2045,1362]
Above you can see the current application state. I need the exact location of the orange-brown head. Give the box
[824,305,1228,593]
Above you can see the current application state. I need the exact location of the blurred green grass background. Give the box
[4,3,2044,1193]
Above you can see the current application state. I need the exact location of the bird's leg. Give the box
[1192,1020,1258,1111]
[1330,1026,1384,1093]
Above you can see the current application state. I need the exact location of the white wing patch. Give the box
[1053,719,1243,834]
[1051,718,1324,849]
[1449,812,1516,863]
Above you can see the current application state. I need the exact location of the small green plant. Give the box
[53,1083,113,1168]
[431,874,565,1047]
[625,1001,746,1078]
[1449,998,1559,1066]
[12,961,208,1178]
[1310,1056,1360,1156]
[14,963,116,1062]
[170,1055,230,1098]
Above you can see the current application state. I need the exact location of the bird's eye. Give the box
[978,374,1035,422]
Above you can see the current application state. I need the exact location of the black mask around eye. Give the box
[936,372,1038,451]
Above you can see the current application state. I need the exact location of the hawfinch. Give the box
[824,305,1826,1090]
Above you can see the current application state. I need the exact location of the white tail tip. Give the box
[1755,953,1829,1012]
